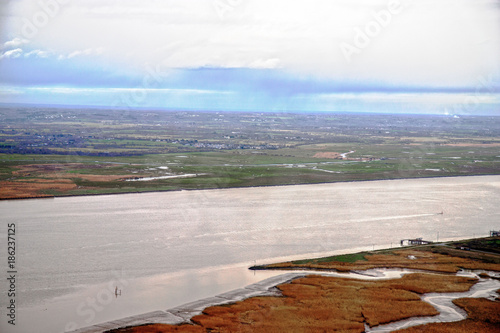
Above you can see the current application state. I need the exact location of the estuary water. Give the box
[0,175,499,332]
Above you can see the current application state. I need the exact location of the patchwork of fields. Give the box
[1,108,499,199]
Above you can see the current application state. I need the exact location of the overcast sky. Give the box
[0,0,499,114]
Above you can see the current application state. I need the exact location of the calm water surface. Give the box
[1,176,499,332]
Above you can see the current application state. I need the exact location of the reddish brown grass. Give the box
[107,274,477,333]
[1,163,141,199]
[0,180,76,199]
[312,152,341,159]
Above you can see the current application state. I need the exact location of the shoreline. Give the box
[70,273,305,333]
[1,173,498,201]
[72,238,500,333]
[71,269,496,333]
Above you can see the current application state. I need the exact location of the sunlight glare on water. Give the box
[0,176,499,332]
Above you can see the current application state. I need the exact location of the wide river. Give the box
[1,176,499,333]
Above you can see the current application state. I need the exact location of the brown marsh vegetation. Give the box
[107,242,500,333]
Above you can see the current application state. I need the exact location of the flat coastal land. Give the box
[1,109,499,199]
[104,237,500,333]
[3,109,499,331]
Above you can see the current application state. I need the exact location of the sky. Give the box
[0,0,499,114]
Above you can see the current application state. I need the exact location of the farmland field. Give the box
[1,107,499,199]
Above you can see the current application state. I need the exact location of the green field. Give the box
[1,108,499,198]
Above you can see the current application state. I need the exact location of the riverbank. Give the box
[96,238,500,333]
[2,173,499,201]
[2,141,499,200]
[252,237,500,273]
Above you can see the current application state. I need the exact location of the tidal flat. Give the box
[107,239,500,333]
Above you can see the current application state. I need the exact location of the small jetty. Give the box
[400,238,433,246]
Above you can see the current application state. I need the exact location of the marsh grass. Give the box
[108,274,477,333]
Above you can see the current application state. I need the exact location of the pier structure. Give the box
[400,238,433,246]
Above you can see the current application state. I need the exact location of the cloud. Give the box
[0,48,23,59]
[0,0,499,106]
[56,47,104,60]
[24,49,51,58]
[9,0,493,89]
[0,44,106,61]
[0,86,25,95]
[249,58,282,69]
[2,37,29,49]
[67,48,91,59]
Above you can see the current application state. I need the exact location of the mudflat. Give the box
[107,239,500,332]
